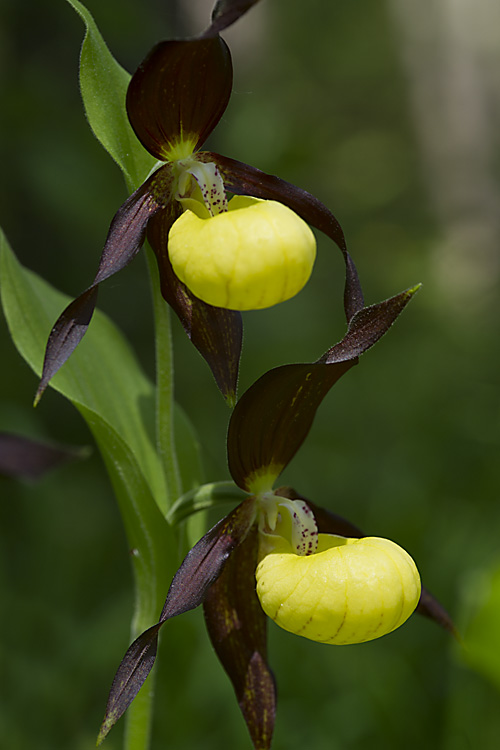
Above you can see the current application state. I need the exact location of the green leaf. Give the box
[65,0,157,191]
[0,228,176,631]
[0,229,163,501]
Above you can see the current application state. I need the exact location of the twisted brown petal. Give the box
[201,151,364,323]
[98,497,256,744]
[36,166,173,403]
[204,526,276,750]
[147,208,242,403]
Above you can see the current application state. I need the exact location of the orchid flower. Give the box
[97,284,454,749]
[36,0,358,406]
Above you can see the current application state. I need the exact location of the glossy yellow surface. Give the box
[256,534,421,645]
[168,196,316,310]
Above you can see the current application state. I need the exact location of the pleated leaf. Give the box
[0,228,175,634]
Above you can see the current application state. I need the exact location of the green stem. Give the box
[123,673,156,750]
[146,245,182,508]
[122,248,182,750]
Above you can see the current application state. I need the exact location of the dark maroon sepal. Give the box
[0,432,84,480]
[126,38,232,161]
[148,209,242,404]
[228,286,420,491]
[319,284,420,364]
[202,151,364,323]
[202,0,263,37]
[416,587,458,638]
[98,498,256,743]
[204,526,276,750]
[36,167,173,403]
[159,495,256,621]
[228,360,355,492]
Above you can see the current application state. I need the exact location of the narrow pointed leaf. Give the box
[36,166,173,402]
[203,0,263,36]
[204,527,276,750]
[228,286,420,491]
[65,0,156,190]
[287,489,456,637]
[0,432,86,480]
[148,208,242,403]
[127,38,232,161]
[203,151,364,323]
[99,497,256,741]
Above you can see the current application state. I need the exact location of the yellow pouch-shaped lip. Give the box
[256,534,421,645]
[168,196,316,310]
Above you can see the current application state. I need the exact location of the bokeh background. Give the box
[1,0,500,748]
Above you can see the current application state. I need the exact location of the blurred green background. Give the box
[1,0,500,748]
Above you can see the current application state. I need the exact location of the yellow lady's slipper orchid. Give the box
[168,196,317,310]
[256,531,421,645]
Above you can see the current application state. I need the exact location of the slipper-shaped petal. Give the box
[279,488,457,637]
[168,196,316,310]
[201,151,364,323]
[256,533,421,645]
